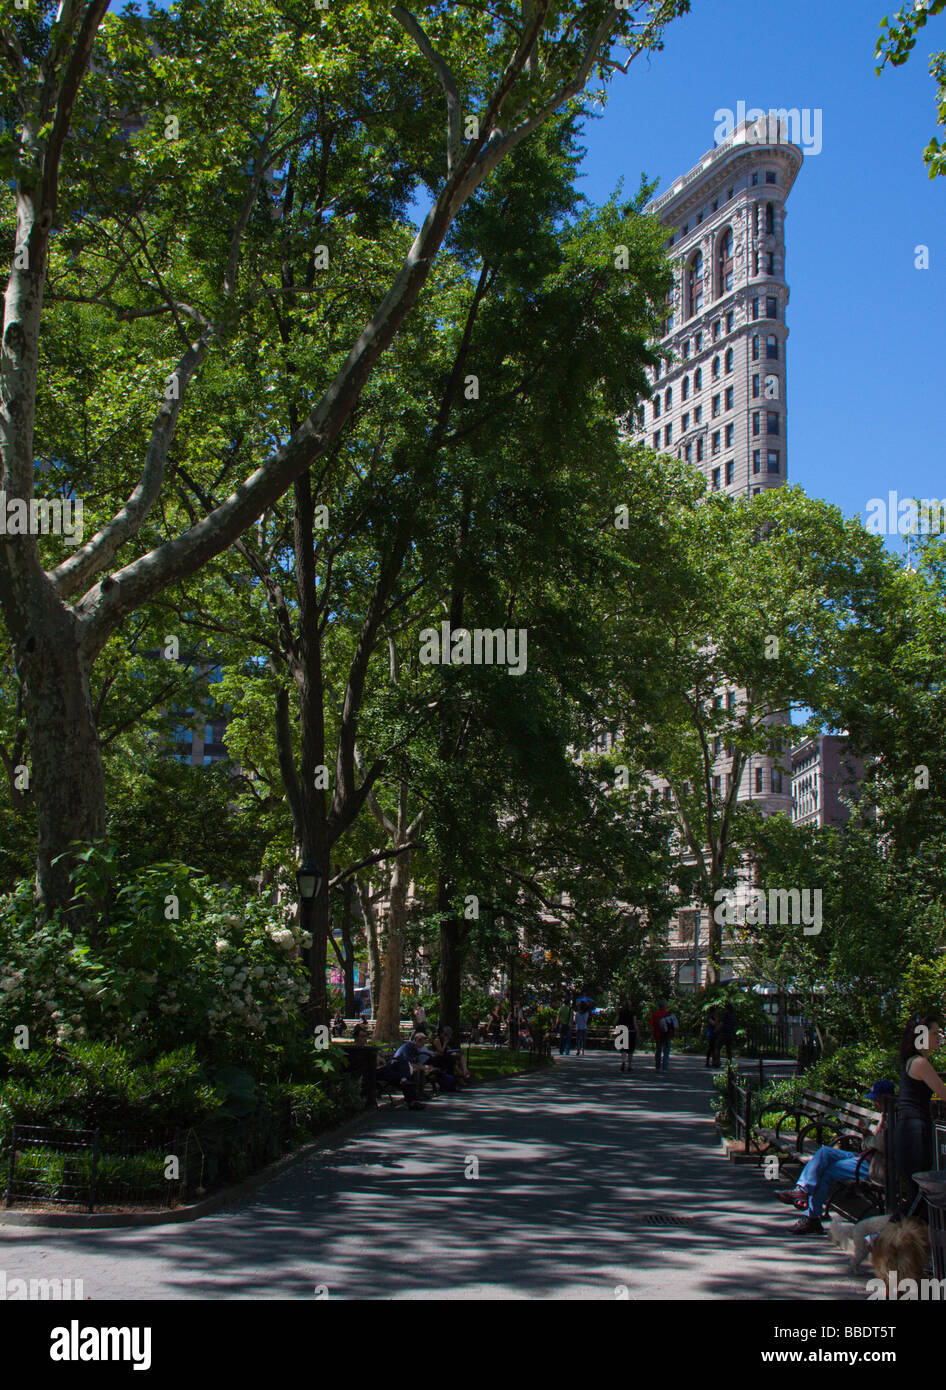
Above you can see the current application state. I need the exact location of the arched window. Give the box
[665,388,672,410]
[694,367,702,391]
[711,355,720,380]
[681,376,689,401]
[725,347,734,373]
[716,228,733,295]
[765,202,775,236]
[686,251,703,318]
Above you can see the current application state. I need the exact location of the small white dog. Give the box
[828,1214,892,1272]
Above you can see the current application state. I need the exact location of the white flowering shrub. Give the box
[0,848,312,1068]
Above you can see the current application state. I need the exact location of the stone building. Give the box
[630,119,805,988]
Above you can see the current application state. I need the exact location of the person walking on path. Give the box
[556,999,573,1056]
[894,1012,946,1218]
[717,1002,737,1067]
[575,1001,591,1056]
[705,1006,721,1068]
[650,999,676,1071]
[488,1003,504,1046]
[616,999,637,1071]
[412,1002,427,1034]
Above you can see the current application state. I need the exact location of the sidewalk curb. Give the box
[0,1062,552,1231]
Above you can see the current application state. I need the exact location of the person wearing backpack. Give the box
[649,1000,672,1071]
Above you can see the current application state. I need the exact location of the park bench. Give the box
[751,1086,892,1219]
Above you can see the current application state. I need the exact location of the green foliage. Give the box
[0,847,311,1067]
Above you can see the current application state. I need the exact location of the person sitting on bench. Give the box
[777,1080,894,1234]
[376,1033,427,1110]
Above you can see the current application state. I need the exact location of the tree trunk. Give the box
[18,609,107,914]
[439,876,465,1035]
[357,879,383,1010]
[374,851,410,1042]
[340,877,356,1016]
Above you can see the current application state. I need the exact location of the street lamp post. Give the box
[296,857,323,984]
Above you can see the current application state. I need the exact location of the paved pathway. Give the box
[0,1055,866,1299]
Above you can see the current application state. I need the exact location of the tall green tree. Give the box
[0,0,689,910]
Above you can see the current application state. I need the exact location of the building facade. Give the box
[791,734,866,828]
[633,121,805,988]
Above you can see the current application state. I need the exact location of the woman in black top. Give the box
[895,1012,946,1217]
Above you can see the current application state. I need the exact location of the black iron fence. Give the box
[2,1079,360,1214]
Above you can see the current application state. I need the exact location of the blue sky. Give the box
[576,0,946,547]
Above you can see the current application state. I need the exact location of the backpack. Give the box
[661,1011,677,1038]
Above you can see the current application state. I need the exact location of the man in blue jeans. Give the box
[778,1080,893,1233]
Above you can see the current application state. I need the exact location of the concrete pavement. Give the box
[0,1053,866,1299]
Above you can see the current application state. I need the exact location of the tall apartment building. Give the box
[632,121,805,988]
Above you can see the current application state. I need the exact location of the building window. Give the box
[682,339,690,360]
[772,767,783,792]
[766,412,780,436]
[686,250,704,318]
[752,486,761,495]
[726,690,736,711]
[752,374,760,398]
[752,298,760,321]
[682,376,689,400]
[655,359,662,380]
[711,466,721,490]
[696,436,704,461]
[755,766,764,793]
[753,251,759,276]
[752,411,760,437]
[725,423,734,448]
[766,295,778,319]
[653,432,660,449]
[665,387,672,409]
[717,228,733,295]
[724,386,734,410]
[752,335,760,362]
[712,393,721,417]
[695,332,702,351]
[727,185,734,199]
[694,367,702,390]
[726,311,734,333]
[752,449,761,474]
[766,334,779,360]
[711,430,721,455]
[767,449,781,473]
[766,251,775,274]
[725,458,734,484]
[697,209,704,223]
[765,203,775,235]
[712,319,721,341]
[694,405,702,423]
[682,411,690,431]
[665,423,673,444]
[752,171,759,186]
[653,397,661,419]
[684,443,692,463]
[725,347,734,372]
[765,170,777,185]
[712,774,721,796]
[712,356,720,380]
[712,198,718,212]
[682,222,688,235]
